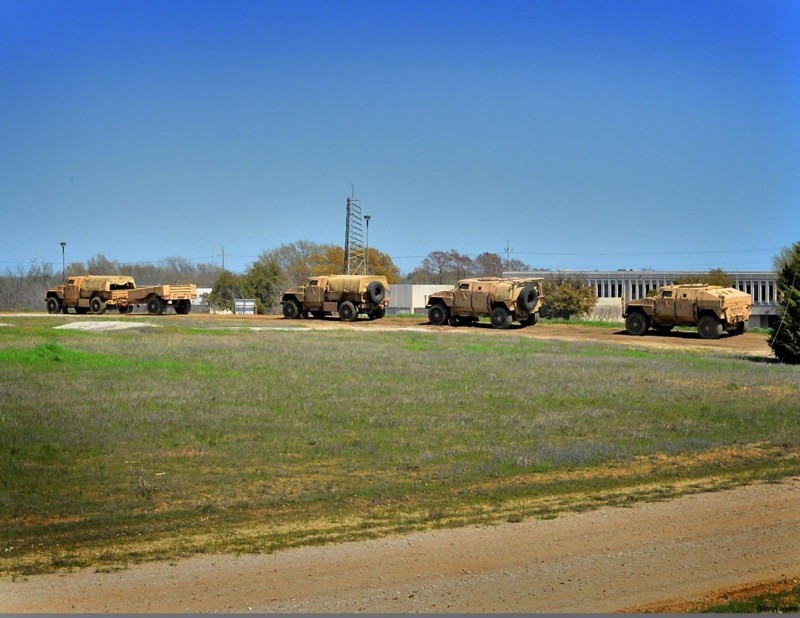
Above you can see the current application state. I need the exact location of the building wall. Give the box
[388,284,452,314]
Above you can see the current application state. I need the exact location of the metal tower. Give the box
[343,196,366,275]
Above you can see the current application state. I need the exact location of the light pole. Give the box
[60,242,66,284]
[364,215,371,275]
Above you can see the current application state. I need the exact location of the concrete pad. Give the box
[54,321,160,332]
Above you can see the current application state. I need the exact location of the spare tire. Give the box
[518,285,539,311]
[367,281,386,304]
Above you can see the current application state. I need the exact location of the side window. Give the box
[459,283,469,290]
[309,280,319,286]
[662,291,673,298]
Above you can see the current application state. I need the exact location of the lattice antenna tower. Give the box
[343,196,366,275]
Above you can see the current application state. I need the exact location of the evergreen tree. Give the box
[770,242,800,364]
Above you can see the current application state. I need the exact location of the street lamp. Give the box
[60,242,66,284]
[364,215,371,275]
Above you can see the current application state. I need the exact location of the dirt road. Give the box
[2,479,798,613]
[186,312,775,357]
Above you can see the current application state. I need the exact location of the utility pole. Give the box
[504,240,512,272]
[364,214,371,275]
[60,242,66,284]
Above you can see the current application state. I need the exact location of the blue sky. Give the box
[1,0,798,275]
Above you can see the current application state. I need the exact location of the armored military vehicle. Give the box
[45,275,197,315]
[426,277,543,329]
[623,284,751,339]
[281,274,390,321]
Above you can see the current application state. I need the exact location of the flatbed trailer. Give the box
[45,275,197,315]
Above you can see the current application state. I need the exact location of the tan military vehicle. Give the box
[281,274,390,321]
[623,284,751,339]
[45,275,197,315]
[426,277,543,329]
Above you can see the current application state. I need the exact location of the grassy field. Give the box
[1,315,798,576]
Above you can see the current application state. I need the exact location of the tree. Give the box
[674,268,733,287]
[259,240,321,288]
[474,252,504,277]
[243,258,282,313]
[207,270,246,312]
[539,274,598,320]
[262,240,401,286]
[770,242,800,364]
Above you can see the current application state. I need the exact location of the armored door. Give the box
[305,280,324,307]
[654,290,675,320]
[470,282,490,313]
[64,280,81,306]
[674,290,695,322]
[453,282,471,313]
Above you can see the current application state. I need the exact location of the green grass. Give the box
[699,583,800,613]
[0,315,798,576]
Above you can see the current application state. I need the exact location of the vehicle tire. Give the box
[490,306,512,329]
[728,322,746,336]
[282,299,302,319]
[523,311,540,327]
[118,304,132,314]
[428,304,449,326]
[90,296,107,315]
[518,285,539,311]
[175,299,192,315]
[698,315,723,339]
[338,301,358,322]
[46,297,61,314]
[625,311,650,336]
[369,307,386,320]
[367,281,386,304]
[146,296,166,316]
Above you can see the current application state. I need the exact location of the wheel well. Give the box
[697,310,720,320]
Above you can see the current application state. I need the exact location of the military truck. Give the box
[45,275,197,315]
[426,277,543,329]
[281,274,390,321]
[623,284,752,339]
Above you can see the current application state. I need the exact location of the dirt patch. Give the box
[2,479,798,613]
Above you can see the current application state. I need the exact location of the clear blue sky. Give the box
[2,0,798,275]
